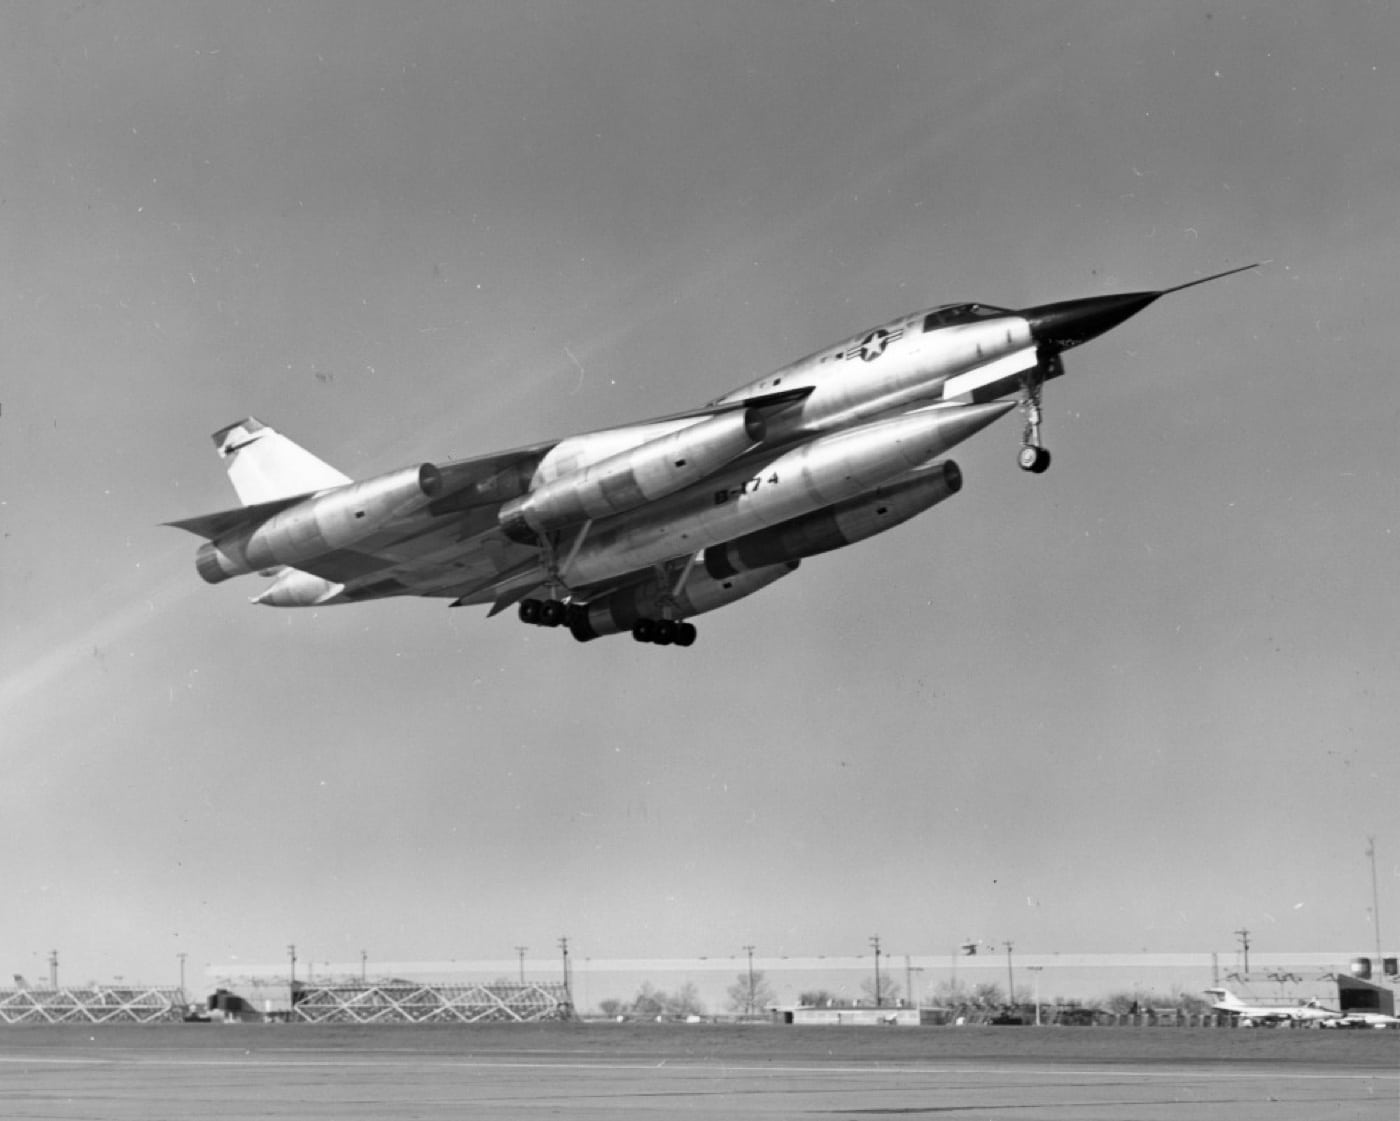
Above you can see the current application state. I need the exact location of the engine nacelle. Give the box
[196,464,442,584]
[569,558,798,641]
[704,459,961,578]
[499,409,763,543]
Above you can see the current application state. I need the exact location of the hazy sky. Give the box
[3,2,1397,989]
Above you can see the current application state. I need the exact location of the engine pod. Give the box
[196,464,441,583]
[500,409,763,543]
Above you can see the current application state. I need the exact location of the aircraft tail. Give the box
[211,418,351,506]
[1203,987,1242,1008]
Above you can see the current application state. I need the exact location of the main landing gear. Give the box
[517,597,699,647]
[1017,360,1054,474]
[519,529,700,648]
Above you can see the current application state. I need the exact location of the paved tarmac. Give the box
[1,1023,1395,1120]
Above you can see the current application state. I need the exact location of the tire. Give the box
[518,598,542,624]
[539,599,565,627]
[1019,445,1051,473]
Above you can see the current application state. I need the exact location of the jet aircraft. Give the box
[169,266,1255,647]
[1322,1010,1400,1029]
[1203,987,1341,1027]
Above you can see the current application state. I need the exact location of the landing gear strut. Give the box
[1017,361,1053,474]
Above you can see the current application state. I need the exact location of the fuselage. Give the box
[708,301,1039,440]
[526,302,1041,586]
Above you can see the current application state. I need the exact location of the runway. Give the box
[2,1024,1395,1120]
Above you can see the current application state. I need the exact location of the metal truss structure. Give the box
[293,981,571,1024]
[0,986,185,1025]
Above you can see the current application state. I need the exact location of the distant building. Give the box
[206,950,1397,1017]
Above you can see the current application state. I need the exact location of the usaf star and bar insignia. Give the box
[843,324,904,362]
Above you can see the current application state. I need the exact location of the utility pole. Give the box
[1027,966,1043,1026]
[558,937,571,1005]
[743,945,756,1016]
[870,935,882,1008]
[1367,837,1383,960]
[48,950,58,991]
[360,950,367,983]
[288,943,297,1012]
[516,946,528,984]
[1003,942,1015,1007]
[1234,929,1250,978]
[904,956,924,1009]
[177,952,187,994]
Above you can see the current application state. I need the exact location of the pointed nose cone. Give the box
[1021,291,1161,353]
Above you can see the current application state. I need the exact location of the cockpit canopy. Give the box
[922,303,1011,332]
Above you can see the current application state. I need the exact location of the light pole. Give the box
[870,936,882,1008]
[516,946,528,984]
[1003,942,1015,1009]
[177,952,187,995]
[361,950,367,983]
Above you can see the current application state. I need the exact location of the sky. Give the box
[2,1,1397,991]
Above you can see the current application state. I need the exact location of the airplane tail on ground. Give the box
[1203,988,1243,1007]
[212,418,351,506]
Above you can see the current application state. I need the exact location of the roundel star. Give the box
[858,329,890,362]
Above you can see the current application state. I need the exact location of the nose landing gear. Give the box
[1017,359,1054,474]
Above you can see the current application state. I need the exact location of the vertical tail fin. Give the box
[212,418,351,506]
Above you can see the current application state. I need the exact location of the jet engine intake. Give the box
[499,409,763,544]
[704,459,962,577]
[196,464,442,584]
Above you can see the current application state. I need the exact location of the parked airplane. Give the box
[169,265,1255,647]
[1322,1010,1400,1029]
[1204,987,1340,1027]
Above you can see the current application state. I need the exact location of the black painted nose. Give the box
[1022,291,1160,354]
[1021,265,1258,354]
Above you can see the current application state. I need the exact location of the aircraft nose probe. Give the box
[1011,263,1259,471]
[1022,262,1259,354]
